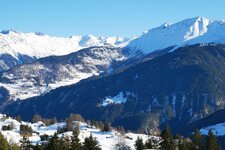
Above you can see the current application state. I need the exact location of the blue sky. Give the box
[0,0,225,37]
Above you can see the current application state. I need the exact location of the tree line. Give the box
[0,130,102,150]
[134,125,221,150]
[0,113,116,150]
[0,113,222,150]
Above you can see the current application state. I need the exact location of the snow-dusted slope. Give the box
[127,17,225,54]
[0,46,127,100]
[0,30,129,71]
[0,114,157,150]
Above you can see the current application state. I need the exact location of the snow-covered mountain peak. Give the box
[79,34,102,46]
[159,22,171,28]
[188,16,208,22]
[172,16,210,31]
[34,32,45,36]
[0,31,130,63]
[181,16,210,40]
[127,16,225,54]
[0,30,132,71]
[78,34,130,47]
[0,30,18,35]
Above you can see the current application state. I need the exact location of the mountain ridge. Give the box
[3,44,225,134]
[127,16,225,54]
[0,30,130,71]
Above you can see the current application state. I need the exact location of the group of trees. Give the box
[0,113,109,150]
[135,136,156,150]
[2,124,13,131]
[22,113,120,135]
[0,113,221,150]
[0,130,102,150]
[32,113,113,132]
[134,125,221,150]
[42,131,101,150]
[32,114,58,126]
[0,113,124,150]
[20,124,33,135]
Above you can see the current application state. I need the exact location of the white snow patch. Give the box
[102,92,127,107]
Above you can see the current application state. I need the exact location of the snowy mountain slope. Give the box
[0,114,156,150]
[0,46,127,100]
[6,44,225,133]
[0,30,130,71]
[127,16,225,54]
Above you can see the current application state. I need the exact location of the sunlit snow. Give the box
[0,114,158,150]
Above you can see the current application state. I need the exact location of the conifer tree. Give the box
[206,129,220,150]
[46,133,61,150]
[59,137,70,150]
[101,122,111,132]
[20,135,32,150]
[82,134,101,150]
[0,132,9,150]
[179,141,189,150]
[145,137,153,149]
[192,129,203,150]
[134,136,145,150]
[160,125,175,150]
[9,142,20,150]
[32,143,45,150]
[176,135,189,150]
[70,130,82,150]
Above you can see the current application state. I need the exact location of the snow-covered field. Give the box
[0,114,156,149]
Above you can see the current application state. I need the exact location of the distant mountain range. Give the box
[1,17,225,71]
[0,30,130,71]
[2,44,225,134]
[1,17,225,135]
